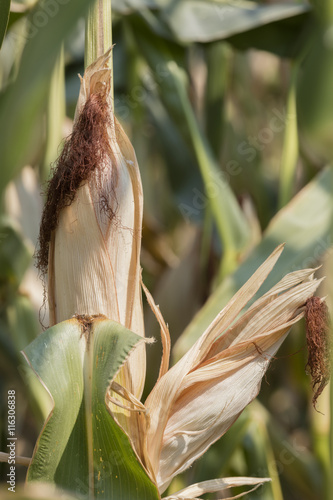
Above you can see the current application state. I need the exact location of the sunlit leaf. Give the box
[23,317,160,499]
[0,0,95,195]
[164,1,311,45]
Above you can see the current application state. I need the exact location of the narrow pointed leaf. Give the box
[23,317,160,500]
[174,166,333,358]
[130,21,251,273]
[112,0,162,13]
[0,216,32,287]
[164,1,310,43]
[0,0,96,195]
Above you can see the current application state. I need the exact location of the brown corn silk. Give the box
[36,91,117,278]
[305,297,331,408]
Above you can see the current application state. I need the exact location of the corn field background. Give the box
[0,0,332,499]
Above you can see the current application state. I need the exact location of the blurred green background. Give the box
[0,0,332,499]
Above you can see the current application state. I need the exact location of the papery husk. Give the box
[144,245,321,492]
[144,244,284,487]
[163,476,271,500]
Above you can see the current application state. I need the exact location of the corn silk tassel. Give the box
[36,50,328,500]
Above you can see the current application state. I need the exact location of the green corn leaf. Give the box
[278,61,299,208]
[112,0,165,14]
[23,317,160,500]
[130,20,251,275]
[204,42,230,159]
[115,1,312,57]
[0,0,96,196]
[143,91,201,200]
[298,15,333,161]
[0,216,32,288]
[242,408,283,500]
[255,401,323,500]
[174,166,333,359]
[163,1,311,46]
[2,294,38,353]
[0,0,10,49]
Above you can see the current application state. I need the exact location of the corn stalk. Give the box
[85,0,113,103]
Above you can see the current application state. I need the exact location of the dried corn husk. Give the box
[37,51,146,431]
[110,244,321,496]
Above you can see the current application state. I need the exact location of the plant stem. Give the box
[278,60,299,209]
[85,0,113,104]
